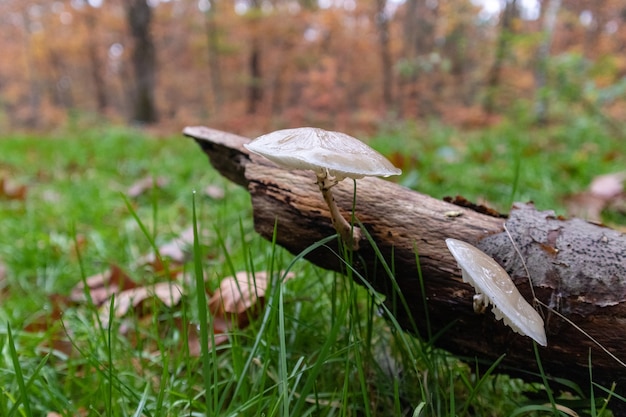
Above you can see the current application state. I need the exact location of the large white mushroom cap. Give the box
[445,238,547,346]
[244,127,402,180]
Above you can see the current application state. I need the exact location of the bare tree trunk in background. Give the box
[483,0,518,115]
[46,50,74,109]
[84,8,108,112]
[375,0,393,111]
[203,0,223,113]
[125,0,158,123]
[246,0,263,115]
[247,38,263,114]
[20,10,41,127]
[534,0,561,125]
[399,0,437,118]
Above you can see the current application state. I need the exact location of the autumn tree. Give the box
[245,0,263,115]
[375,0,394,110]
[202,0,223,113]
[398,0,439,118]
[124,0,158,123]
[483,0,519,115]
[534,0,561,124]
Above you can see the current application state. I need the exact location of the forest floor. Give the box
[0,118,623,416]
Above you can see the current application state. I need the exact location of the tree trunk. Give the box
[20,10,42,128]
[247,39,263,115]
[375,0,393,110]
[533,0,561,125]
[246,0,263,115]
[183,126,626,399]
[84,8,108,112]
[483,0,518,115]
[125,0,158,123]
[399,0,437,118]
[203,0,223,113]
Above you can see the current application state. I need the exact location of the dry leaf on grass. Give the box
[136,226,202,266]
[589,172,626,200]
[24,294,76,358]
[204,184,225,199]
[0,176,27,200]
[100,281,183,325]
[127,176,169,198]
[565,171,626,222]
[70,264,137,305]
[201,271,295,350]
[209,271,269,316]
[69,264,185,325]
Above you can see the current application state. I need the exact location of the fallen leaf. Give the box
[0,176,27,200]
[565,171,626,222]
[589,171,626,200]
[204,184,225,199]
[204,271,295,349]
[184,318,230,356]
[70,264,137,305]
[100,281,184,324]
[209,271,269,316]
[136,226,198,266]
[24,294,76,358]
[564,192,606,222]
[127,176,168,198]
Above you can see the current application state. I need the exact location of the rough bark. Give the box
[125,0,158,123]
[183,126,626,397]
[84,8,107,112]
[533,0,561,124]
[203,0,223,112]
[483,0,518,115]
[375,0,393,110]
[246,0,263,115]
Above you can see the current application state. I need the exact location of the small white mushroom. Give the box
[445,238,547,346]
[244,127,401,249]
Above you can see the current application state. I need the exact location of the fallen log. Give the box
[184,126,626,397]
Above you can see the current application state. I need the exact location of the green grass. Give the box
[0,120,622,415]
[371,115,626,217]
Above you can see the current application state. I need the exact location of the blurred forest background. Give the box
[1,0,626,136]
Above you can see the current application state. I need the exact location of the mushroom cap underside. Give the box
[445,238,547,346]
[244,127,402,180]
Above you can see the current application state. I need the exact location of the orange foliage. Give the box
[0,0,625,133]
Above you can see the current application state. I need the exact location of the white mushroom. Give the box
[445,238,547,346]
[244,127,401,249]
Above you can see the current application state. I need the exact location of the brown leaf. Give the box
[184,318,230,355]
[0,177,27,201]
[178,271,295,354]
[70,264,137,305]
[127,176,168,198]
[204,184,225,199]
[208,270,295,323]
[565,171,626,222]
[99,281,183,324]
[589,171,626,200]
[564,192,606,223]
[136,226,197,266]
[24,294,76,358]
[209,271,268,317]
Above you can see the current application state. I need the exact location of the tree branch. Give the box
[184,126,626,396]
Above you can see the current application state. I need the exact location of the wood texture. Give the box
[184,126,626,396]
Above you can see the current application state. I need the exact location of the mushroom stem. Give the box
[316,171,361,251]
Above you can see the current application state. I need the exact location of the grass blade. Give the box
[191,191,213,416]
[7,323,32,417]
